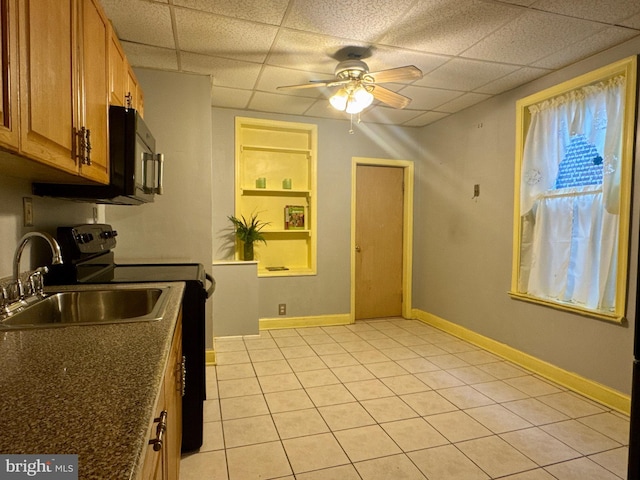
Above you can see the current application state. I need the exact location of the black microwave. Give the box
[33,106,164,205]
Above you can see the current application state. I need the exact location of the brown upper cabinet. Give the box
[0,0,143,184]
[128,64,145,117]
[18,0,110,184]
[108,25,127,108]
[0,0,19,150]
[109,28,144,117]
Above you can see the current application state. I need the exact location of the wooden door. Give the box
[355,165,404,319]
[78,0,109,183]
[19,0,77,173]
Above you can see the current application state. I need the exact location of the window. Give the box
[511,56,637,322]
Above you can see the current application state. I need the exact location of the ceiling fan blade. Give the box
[371,85,412,109]
[325,79,351,87]
[367,65,423,83]
[277,81,330,90]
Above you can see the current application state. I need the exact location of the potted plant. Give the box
[228,213,269,261]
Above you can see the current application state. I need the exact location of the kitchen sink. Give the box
[0,287,171,329]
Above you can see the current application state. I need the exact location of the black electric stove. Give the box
[45,224,214,454]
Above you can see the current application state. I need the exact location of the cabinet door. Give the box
[164,313,183,480]
[139,383,166,480]
[108,27,126,107]
[78,0,108,183]
[18,0,77,173]
[127,64,144,117]
[0,0,18,150]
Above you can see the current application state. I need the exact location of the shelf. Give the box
[241,144,311,155]
[262,229,311,235]
[241,188,310,196]
[258,266,316,278]
[235,117,317,276]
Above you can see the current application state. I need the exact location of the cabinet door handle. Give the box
[149,410,167,451]
[84,128,92,165]
[75,127,92,166]
[75,127,86,164]
[180,355,186,397]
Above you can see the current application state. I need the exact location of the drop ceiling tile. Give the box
[416,58,519,91]
[248,92,316,116]
[362,46,450,78]
[173,0,289,25]
[500,0,536,4]
[305,100,353,120]
[363,106,425,125]
[379,0,524,56]
[100,0,174,48]
[267,33,449,85]
[101,0,640,126]
[255,66,333,98]
[532,0,640,24]
[267,30,368,74]
[397,85,463,110]
[621,12,640,29]
[120,42,179,71]
[532,27,640,69]
[175,8,278,62]
[461,10,605,65]
[436,92,492,113]
[211,86,252,109]
[181,52,262,89]
[283,0,415,43]
[404,111,450,127]
[474,66,551,94]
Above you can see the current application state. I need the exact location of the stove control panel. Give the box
[57,224,117,257]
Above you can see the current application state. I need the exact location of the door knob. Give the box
[355,244,361,252]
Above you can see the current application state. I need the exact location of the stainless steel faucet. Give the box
[12,232,63,298]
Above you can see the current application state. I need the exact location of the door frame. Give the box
[351,157,414,322]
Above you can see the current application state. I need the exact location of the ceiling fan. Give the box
[276,49,423,114]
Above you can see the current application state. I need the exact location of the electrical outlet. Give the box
[23,197,34,227]
[473,184,480,197]
[278,303,286,315]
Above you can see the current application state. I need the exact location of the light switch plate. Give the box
[23,197,34,227]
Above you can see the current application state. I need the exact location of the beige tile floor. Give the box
[180,318,630,480]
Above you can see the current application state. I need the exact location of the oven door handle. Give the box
[205,273,215,299]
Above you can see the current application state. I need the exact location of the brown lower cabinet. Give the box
[138,312,183,480]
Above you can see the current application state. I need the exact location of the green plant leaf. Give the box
[228,213,270,245]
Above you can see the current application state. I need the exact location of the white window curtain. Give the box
[519,76,625,312]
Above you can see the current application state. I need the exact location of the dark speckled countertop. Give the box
[0,282,185,480]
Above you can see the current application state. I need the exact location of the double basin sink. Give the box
[0,286,171,330]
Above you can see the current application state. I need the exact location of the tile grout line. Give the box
[205,318,629,480]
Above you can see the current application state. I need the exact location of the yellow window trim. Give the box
[510,55,638,323]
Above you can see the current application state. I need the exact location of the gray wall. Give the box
[413,38,640,395]
[105,69,215,345]
[211,108,422,320]
[1,36,636,397]
[0,175,100,278]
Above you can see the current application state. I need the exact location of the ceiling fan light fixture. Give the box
[353,85,374,108]
[329,88,349,111]
[330,84,374,114]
